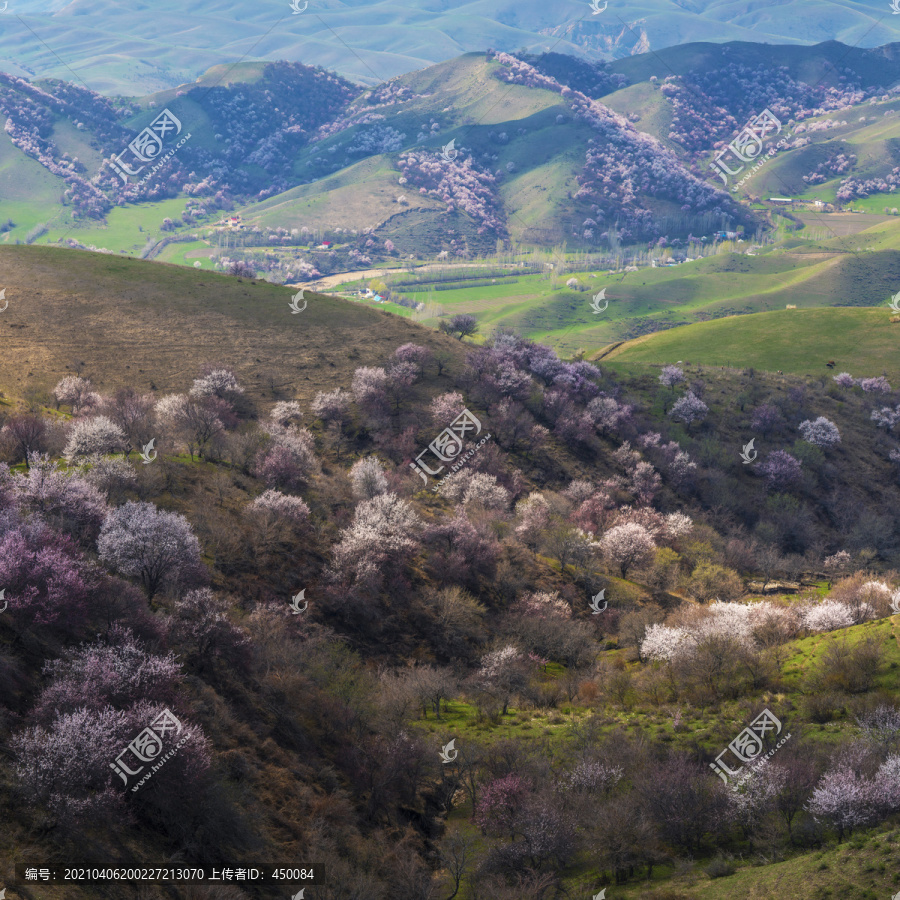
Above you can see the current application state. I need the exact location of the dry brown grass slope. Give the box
[0,246,467,403]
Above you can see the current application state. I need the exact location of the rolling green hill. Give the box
[13,41,900,264]
[601,307,900,380]
[243,53,588,244]
[0,113,68,237]
[165,43,900,260]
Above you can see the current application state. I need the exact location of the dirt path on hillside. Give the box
[292,262,525,290]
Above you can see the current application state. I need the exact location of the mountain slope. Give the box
[0,245,467,400]
[4,244,900,900]
[12,41,900,269]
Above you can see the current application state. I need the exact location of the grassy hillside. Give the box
[242,53,571,237]
[144,45,900,271]
[601,307,900,380]
[0,245,468,402]
[622,826,900,898]
[16,42,900,269]
[249,155,446,233]
[609,40,900,91]
[0,113,67,236]
[4,246,900,898]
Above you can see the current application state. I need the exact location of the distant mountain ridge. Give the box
[0,50,751,252]
[1,0,900,94]
[7,39,900,266]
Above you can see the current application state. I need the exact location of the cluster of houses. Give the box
[767,198,830,210]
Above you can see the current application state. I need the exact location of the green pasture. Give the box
[156,239,217,267]
[0,114,68,240]
[602,307,900,380]
[618,829,900,899]
[36,198,191,254]
[407,615,900,761]
[331,242,898,357]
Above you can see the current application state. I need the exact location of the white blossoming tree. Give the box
[801,600,854,632]
[476,645,532,716]
[600,522,656,578]
[669,392,708,426]
[329,493,422,596]
[438,471,511,511]
[799,416,841,448]
[350,457,389,500]
[53,376,95,414]
[98,501,204,599]
[189,368,244,401]
[63,416,127,462]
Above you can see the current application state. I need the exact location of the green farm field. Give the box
[321,224,900,360]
